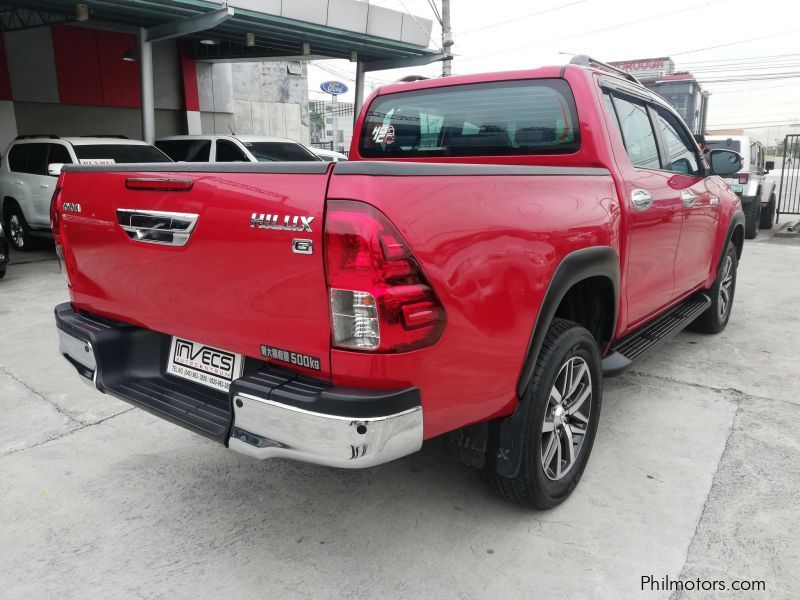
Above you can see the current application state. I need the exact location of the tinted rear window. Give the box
[74,144,171,163]
[156,140,211,162]
[359,79,580,158]
[243,142,320,162]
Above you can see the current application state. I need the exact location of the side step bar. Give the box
[602,293,711,377]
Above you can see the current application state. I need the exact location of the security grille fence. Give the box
[777,134,800,219]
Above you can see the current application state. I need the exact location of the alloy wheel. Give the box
[541,356,592,481]
[8,214,23,249]
[718,255,733,319]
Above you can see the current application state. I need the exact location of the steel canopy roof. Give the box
[1,0,439,63]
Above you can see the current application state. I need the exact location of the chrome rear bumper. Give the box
[229,394,423,468]
[55,302,423,469]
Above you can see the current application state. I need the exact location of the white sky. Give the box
[308,0,800,145]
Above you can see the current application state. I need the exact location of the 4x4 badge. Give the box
[251,213,314,232]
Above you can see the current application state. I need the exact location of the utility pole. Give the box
[441,0,453,77]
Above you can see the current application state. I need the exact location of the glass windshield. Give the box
[359,79,580,158]
[155,140,211,162]
[74,144,172,163]
[243,142,320,162]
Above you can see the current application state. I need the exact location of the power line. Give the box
[426,0,442,25]
[456,0,585,35]
[459,1,724,63]
[670,28,800,56]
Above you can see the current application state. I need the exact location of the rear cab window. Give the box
[358,79,580,158]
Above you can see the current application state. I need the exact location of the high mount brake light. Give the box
[325,200,445,352]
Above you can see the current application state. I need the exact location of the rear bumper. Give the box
[55,302,423,468]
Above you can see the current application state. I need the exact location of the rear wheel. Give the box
[482,319,602,509]
[744,202,760,239]
[689,242,738,334]
[4,203,34,251]
[759,194,776,229]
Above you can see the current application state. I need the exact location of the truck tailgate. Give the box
[58,163,333,377]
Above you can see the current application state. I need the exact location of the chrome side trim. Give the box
[116,208,199,247]
[228,392,423,468]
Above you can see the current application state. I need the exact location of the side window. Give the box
[48,144,72,166]
[216,140,248,162]
[603,92,622,137]
[654,109,700,176]
[8,144,28,172]
[611,95,660,170]
[25,143,49,175]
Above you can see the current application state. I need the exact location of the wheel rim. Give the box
[8,215,23,248]
[541,356,592,481]
[718,255,734,319]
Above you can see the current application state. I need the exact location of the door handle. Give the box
[14,180,23,185]
[116,208,199,247]
[40,184,50,189]
[631,188,653,211]
[680,189,697,207]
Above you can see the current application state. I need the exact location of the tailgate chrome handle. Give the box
[116,209,198,247]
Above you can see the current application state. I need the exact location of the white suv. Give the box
[0,136,170,250]
[705,135,776,239]
[155,135,321,163]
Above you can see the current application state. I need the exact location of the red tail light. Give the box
[50,186,62,233]
[324,200,445,352]
[738,173,749,185]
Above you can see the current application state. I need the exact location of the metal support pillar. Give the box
[354,60,365,127]
[138,27,155,144]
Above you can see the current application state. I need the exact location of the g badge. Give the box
[292,239,313,255]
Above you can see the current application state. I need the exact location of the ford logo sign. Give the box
[320,80,348,95]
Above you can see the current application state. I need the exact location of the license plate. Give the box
[167,337,243,392]
[732,184,743,193]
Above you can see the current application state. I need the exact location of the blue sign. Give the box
[320,80,349,95]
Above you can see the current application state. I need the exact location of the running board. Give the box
[602,293,711,377]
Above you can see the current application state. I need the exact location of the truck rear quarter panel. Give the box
[326,168,620,438]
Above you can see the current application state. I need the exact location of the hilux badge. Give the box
[251,213,314,232]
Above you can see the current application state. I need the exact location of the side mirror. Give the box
[708,149,743,178]
[48,163,64,177]
[765,160,775,172]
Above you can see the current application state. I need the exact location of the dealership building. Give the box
[609,57,710,134]
[0,0,442,151]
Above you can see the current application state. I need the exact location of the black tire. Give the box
[744,202,760,239]
[482,318,602,509]
[3,202,34,251]
[689,242,738,334]
[0,266,5,279]
[759,194,776,229]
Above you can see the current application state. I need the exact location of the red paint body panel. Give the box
[60,170,333,378]
[56,64,742,441]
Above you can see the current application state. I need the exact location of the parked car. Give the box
[155,135,321,163]
[705,135,775,238]
[0,136,170,251]
[0,219,8,279]
[310,147,349,162]
[52,56,745,509]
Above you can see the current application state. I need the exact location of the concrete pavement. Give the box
[1,238,798,599]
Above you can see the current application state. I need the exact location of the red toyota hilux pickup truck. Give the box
[52,58,745,508]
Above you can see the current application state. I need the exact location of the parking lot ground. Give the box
[1,238,799,599]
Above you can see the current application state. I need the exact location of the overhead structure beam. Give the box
[362,52,452,73]
[145,6,234,43]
